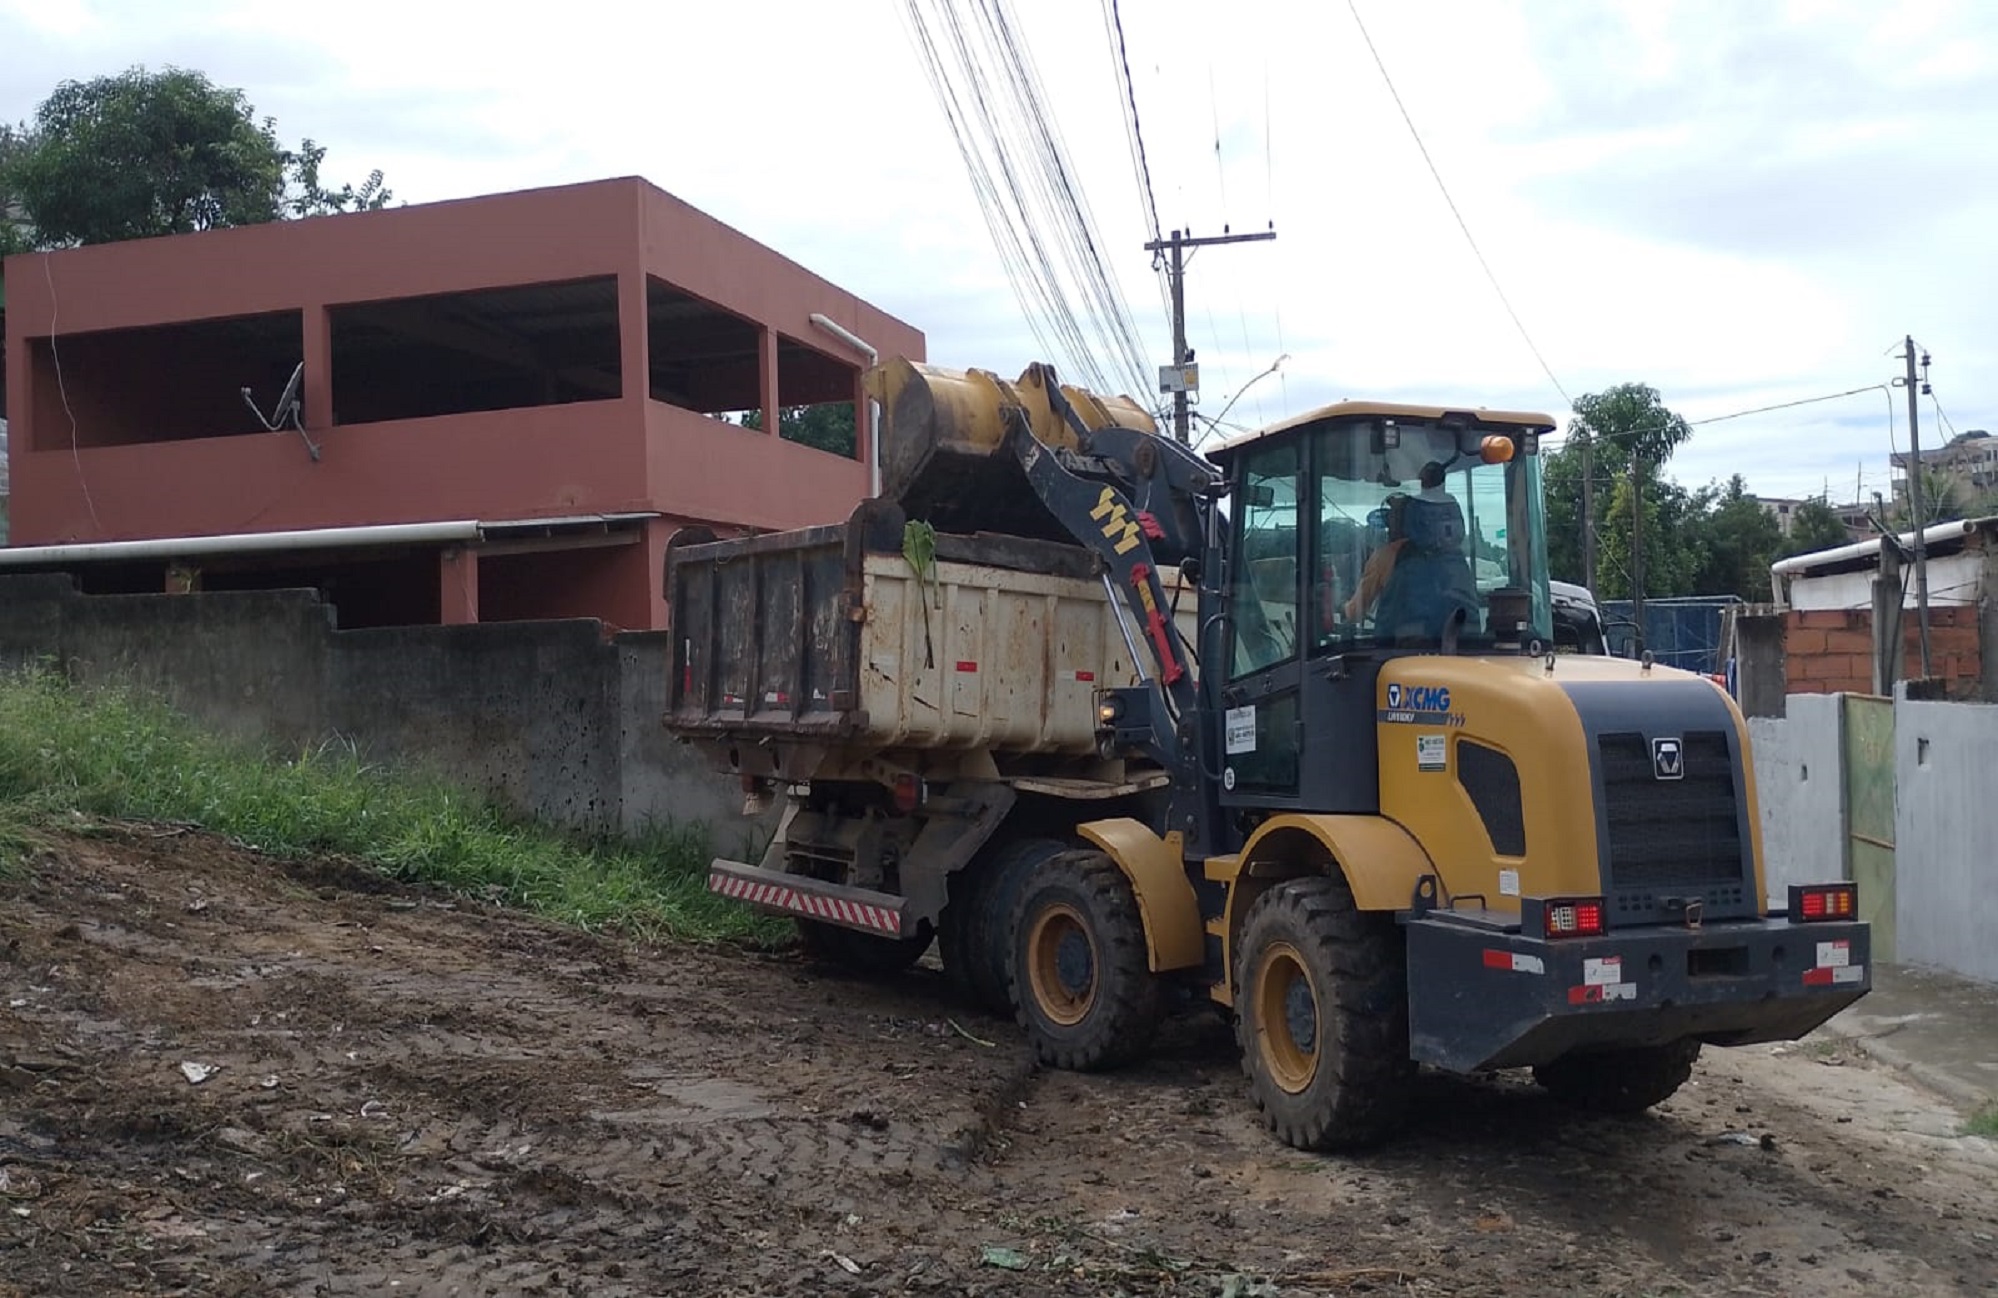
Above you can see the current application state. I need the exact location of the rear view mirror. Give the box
[1247,485,1276,508]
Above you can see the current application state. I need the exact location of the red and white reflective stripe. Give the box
[707,871,903,936]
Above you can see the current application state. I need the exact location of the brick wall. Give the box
[1783,606,1982,697]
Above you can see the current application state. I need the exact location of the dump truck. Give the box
[664,358,1869,1149]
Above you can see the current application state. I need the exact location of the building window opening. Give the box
[773,334,859,459]
[28,310,304,450]
[330,277,622,426]
[646,277,761,420]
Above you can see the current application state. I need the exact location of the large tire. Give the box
[1533,1041,1701,1114]
[797,918,933,975]
[940,837,1064,1014]
[1233,875,1414,1150]
[1004,850,1161,1071]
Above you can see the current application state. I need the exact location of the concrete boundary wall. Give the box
[1748,692,1846,905]
[1893,698,1998,983]
[0,574,760,849]
[1750,689,1998,985]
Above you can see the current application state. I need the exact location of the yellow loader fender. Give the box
[1209,815,1440,1005]
[1076,819,1204,972]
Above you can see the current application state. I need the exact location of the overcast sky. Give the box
[3,0,1992,501]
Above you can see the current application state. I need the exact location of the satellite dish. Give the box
[242,361,319,461]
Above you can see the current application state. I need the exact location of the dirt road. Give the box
[2,827,1993,1296]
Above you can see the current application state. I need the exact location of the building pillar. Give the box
[303,304,334,432]
[619,269,649,407]
[440,546,479,625]
[759,325,780,436]
[854,365,873,476]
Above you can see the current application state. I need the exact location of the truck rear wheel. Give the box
[1533,1040,1701,1114]
[1005,850,1161,1070]
[940,837,1065,1014]
[1233,876,1413,1150]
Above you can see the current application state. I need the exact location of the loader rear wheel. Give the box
[1005,850,1160,1071]
[1234,875,1413,1150]
[1533,1040,1701,1114]
[796,919,933,975]
[940,837,1064,1014]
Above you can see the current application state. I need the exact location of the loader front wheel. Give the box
[1005,850,1160,1071]
[1532,1041,1701,1114]
[1234,875,1413,1150]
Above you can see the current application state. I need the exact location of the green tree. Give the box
[1691,475,1786,600]
[0,123,33,255]
[1597,476,1709,599]
[1,66,388,249]
[1779,499,1853,557]
[1567,382,1692,478]
[1893,468,1965,530]
[741,404,858,458]
[1546,383,1695,594]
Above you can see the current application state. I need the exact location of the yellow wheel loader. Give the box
[666,358,1869,1150]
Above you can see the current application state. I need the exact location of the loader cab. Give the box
[1203,403,1555,819]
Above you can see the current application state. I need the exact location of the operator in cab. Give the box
[1342,460,1450,619]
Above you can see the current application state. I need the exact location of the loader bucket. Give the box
[865,357,1159,539]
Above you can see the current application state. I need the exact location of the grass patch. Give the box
[1966,1104,1998,1139]
[0,666,787,946]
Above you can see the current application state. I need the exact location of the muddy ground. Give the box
[1,826,1994,1297]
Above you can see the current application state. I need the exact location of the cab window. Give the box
[1229,440,1300,679]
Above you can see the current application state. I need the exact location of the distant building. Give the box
[1757,496,1806,536]
[1754,494,1873,541]
[1892,429,1997,511]
[0,178,924,629]
[1829,500,1874,538]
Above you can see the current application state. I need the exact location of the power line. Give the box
[1543,383,1892,453]
[1686,384,1890,428]
[1345,0,1571,409]
[1101,0,1173,335]
[901,0,1153,398]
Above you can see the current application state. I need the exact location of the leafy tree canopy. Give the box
[1566,381,1692,474]
[1780,499,1856,557]
[740,404,858,459]
[0,66,389,249]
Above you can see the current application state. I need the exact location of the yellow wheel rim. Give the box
[1026,902,1097,1026]
[1254,941,1320,1094]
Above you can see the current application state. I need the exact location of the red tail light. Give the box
[892,773,924,814]
[1543,897,1606,939]
[1790,883,1857,922]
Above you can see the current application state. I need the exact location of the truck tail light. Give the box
[1789,883,1857,922]
[1543,897,1606,939]
[892,773,924,814]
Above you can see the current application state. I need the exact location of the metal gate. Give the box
[1841,693,1896,961]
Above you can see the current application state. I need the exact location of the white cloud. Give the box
[2,0,1992,503]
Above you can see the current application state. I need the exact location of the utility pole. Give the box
[1580,433,1596,595]
[1902,336,1933,680]
[1144,226,1277,443]
[1631,454,1646,652]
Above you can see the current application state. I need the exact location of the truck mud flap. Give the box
[707,858,911,938]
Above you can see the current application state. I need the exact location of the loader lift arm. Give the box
[998,364,1221,739]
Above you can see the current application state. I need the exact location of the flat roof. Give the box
[1209,399,1557,457]
[0,513,658,567]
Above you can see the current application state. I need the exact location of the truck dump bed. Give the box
[666,501,1195,756]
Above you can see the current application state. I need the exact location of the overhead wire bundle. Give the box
[901,0,1155,403]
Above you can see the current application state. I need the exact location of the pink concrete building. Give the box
[0,177,923,630]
